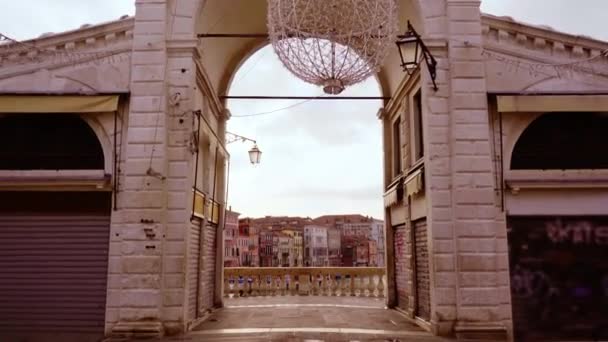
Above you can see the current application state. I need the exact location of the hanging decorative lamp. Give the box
[267,0,399,95]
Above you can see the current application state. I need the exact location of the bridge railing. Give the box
[224,267,386,298]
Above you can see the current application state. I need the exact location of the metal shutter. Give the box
[201,223,217,312]
[0,214,110,339]
[187,218,202,322]
[414,219,431,321]
[393,225,409,310]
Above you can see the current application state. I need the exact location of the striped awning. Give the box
[0,95,119,113]
[383,178,402,208]
[404,168,424,197]
[383,186,399,208]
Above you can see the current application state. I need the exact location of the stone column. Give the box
[110,0,170,337]
[109,0,204,337]
[423,0,511,339]
[447,1,510,339]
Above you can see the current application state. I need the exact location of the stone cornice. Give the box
[0,17,134,65]
[0,44,132,81]
[481,14,608,62]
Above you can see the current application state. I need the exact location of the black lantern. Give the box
[396,21,439,91]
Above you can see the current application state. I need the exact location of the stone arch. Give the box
[80,115,114,174]
[503,112,544,172]
[190,0,444,100]
[222,42,386,101]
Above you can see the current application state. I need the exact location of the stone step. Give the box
[185,328,448,342]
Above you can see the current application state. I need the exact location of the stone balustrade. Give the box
[224,267,386,298]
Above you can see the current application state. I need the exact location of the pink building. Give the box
[223,210,240,267]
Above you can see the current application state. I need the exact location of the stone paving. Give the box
[157,297,452,342]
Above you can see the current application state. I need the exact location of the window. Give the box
[511,112,608,169]
[412,89,424,161]
[392,117,402,177]
[0,114,104,170]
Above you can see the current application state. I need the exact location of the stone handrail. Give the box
[224,267,386,298]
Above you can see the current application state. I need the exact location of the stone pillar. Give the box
[109,0,204,338]
[423,0,511,339]
[110,0,170,337]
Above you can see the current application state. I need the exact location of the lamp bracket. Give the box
[226,131,257,145]
[396,21,439,91]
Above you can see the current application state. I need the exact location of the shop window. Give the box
[0,114,104,170]
[511,112,608,169]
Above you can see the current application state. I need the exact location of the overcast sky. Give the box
[1,1,606,219]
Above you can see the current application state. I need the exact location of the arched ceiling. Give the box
[196,0,424,101]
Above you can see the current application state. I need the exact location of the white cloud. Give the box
[226,45,384,219]
[1,1,135,41]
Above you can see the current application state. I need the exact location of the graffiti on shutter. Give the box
[414,219,430,321]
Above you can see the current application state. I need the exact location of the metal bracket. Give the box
[226,131,256,145]
[396,21,439,91]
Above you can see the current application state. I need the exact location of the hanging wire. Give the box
[230,93,326,118]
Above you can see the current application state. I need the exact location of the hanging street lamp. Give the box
[248,144,262,165]
[226,131,261,165]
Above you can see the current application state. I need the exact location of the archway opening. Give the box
[224,46,385,267]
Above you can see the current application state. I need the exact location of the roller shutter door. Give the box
[393,225,409,310]
[201,223,217,311]
[414,219,431,321]
[508,216,608,341]
[0,192,110,342]
[187,218,202,322]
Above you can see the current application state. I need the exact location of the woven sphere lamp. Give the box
[267,0,399,95]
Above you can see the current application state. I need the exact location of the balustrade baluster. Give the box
[347,275,354,296]
[229,275,234,298]
[383,274,388,298]
[300,272,309,295]
[294,274,300,296]
[361,275,368,297]
[286,273,295,296]
[250,275,259,297]
[368,275,376,297]
[273,275,280,296]
[265,274,273,296]
[372,274,380,297]
[222,268,386,300]
[354,275,362,297]
[330,273,338,296]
